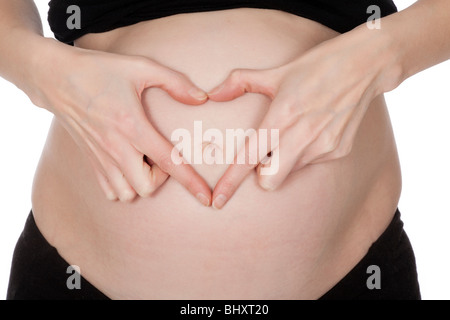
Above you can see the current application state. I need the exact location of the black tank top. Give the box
[48,0,397,44]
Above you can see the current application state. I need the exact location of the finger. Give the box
[135,125,212,207]
[91,132,168,202]
[82,133,137,202]
[211,164,253,210]
[295,136,342,170]
[257,104,345,189]
[105,163,138,202]
[293,130,342,171]
[119,148,169,198]
[142,62,208,105]
[208,68,280,102]
[84,149,118,201]
[68,124,119,201]
[79,130,137,202]
[212,121,280,209]
[257,124,307,191]
[306,126,356,166]
[93,169,118,201]
[297,107,362,168]
[212,92,300,209]
[148,162,171,190]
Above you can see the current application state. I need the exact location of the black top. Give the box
[48,0,397,44]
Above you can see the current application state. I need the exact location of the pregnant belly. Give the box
[31,9,401,300]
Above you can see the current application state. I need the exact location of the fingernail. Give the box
[208,84,224,96]
[196,193,211,207]
[189,88,208,101]
[260,180,276,191]
[107,193,118,201]
[212,194,227,210]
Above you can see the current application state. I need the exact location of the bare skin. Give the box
[0,0,449,300]
[31,9,401,299]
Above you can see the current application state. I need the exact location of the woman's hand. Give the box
[26,39,212,205]
[208,27,403,209]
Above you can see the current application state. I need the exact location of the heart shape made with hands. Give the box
[151,66,281,210]
[205,69,280,209]
[141,30,379,210]
[144,47,369,210]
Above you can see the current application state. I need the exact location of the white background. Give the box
[0,1,449,300]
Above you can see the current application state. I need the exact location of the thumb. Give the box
[142,62,208,105]
[208,68,280,102]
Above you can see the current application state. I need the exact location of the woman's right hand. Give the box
[25,39,212,205]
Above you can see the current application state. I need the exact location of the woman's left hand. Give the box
[208,27,403,210]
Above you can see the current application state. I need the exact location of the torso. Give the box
[32,8,402,299]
